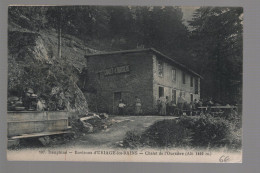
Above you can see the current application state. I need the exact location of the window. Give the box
[159,87,164,98]
[190,94,193,102]
[195,78,199,94]
[190,76,193,87]
[182,72,186,84]
[158,60,163,77]
[172,68,176,81]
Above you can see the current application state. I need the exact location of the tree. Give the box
[133,6,189,56]
[188,7,243,104]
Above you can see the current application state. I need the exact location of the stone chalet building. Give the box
[84,48,202,114]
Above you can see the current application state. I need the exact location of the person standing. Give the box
[118,99,126,115]
[157,99,162,114]
[169,100,176,115]
[165,96,170,115]
[198,99,203,107]
[189,100,195,116]
[159,96,166,116]
[177,93,186,115]
[194,99,198,109]
[135,96,142,115]
[36,99,44,111]
[23,88,34,110]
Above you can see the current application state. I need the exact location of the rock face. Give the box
[9,31,51,63]
[8,17,97,115]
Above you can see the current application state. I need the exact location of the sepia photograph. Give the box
[7,5,243,162]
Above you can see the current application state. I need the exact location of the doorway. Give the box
[172,89,177,104]
[113,92,121,113]
[159,87,164,98]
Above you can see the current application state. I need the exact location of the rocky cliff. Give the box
[8,14,99,114]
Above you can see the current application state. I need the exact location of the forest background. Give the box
[8,6,243,112]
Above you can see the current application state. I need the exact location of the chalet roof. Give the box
[85,48,203,79]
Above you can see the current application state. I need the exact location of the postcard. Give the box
[7,5,242,163]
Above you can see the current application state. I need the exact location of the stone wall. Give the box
[152,55,200,109]
[86,52,154,114]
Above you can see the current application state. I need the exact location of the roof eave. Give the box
[85,48,203,79]
[149,48,203,79]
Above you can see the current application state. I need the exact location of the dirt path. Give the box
[69,116,177,148]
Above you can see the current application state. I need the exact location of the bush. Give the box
[222,110,242,130]
[123,120,193,148]
[142,120,193,147]
[177,115,235,147]
[123,114,242,149]
[123,130,142,149]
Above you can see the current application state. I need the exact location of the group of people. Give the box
[157,96,176,116]
[117,95,220,116]
[157,95,204,116]
[118,96,142,115]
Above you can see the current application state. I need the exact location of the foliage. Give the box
[123,130,143,149]
[188,7,243,104]
[177,115,241,148]
[8,31,88,113]
[8,6,243,108]
[123,114,241,150]
[123,119,193,148]
[141,119,193,147]
[9,6,189,56]
[8,6,49,30]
